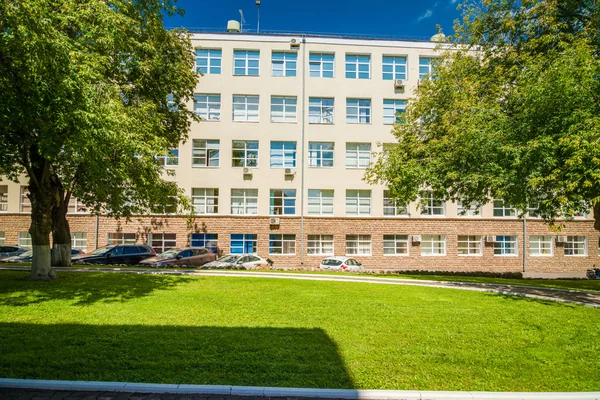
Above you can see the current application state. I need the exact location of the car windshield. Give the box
[216,255,241,263]
[321,259,343,266]
[156,249,181,259]
[87,246,113,256]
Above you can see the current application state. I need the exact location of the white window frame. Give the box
[382,55,407,80]
[345,54,371,79]
[231,189,258,215]
[308,142,334,168]
[0,185,7,212]
[233,95,259,122]
[457,201,481,217]
[0,232,4,246]
[69,232,87,252]
[195,49,222,75]
[20,186,30,213]
[346,189,371,216]
[307,235,334,256]
[457,235,482,256]
[156,149,179,167]
[383,99,407,125]
[270,96,297,123]
[419,57,436,79]
[194,94,221,121]
[308,97,334,124]
[309,53,334,78]
[420,191,445,216]
[346,99,371,124]
[271,51,297,77]
[529,235,553,256]
[233,50,260,76]
[494,236,518,256]
[564,236,587,256]
[383,190,408,216]
[191,188,219,215]
[383,235,409,256]
[68,198,88,214]
[192,139,220,167]
[307,189,334,216]
[269,234,296,255]
[190,233,218,253]
[346,143,371,169]
[270,141,297,168]
[421,235,446,256]
[107,233,136,245]
[18,232,32,249]
[149,233,177,253]
[232,140,259,168]
[270,189,296,216]
[493,200,516,217]
[346,234,372,255]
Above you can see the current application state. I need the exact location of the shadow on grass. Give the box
[0,323,354,389]
[0,271,191,307]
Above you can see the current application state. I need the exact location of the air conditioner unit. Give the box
[411,235,422,243]
[269,217,280,225]
[556,236,568,243]
[486,235,497,243]
[242,167,252,175]
[394,79,405,89]
[284,168,296,175]
[290,38,300,50]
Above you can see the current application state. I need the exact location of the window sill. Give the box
[530,254,553,257]
[232,120,260,123]
[383,254,410,257]
[270,121,298,124]
[457,254,483,257]
[420,254,447,257]
[493,254,519,257]
[192,166,220,168]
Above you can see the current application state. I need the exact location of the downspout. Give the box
[300,35,307,265]
[523,216,527,273]
[95,214,99,249]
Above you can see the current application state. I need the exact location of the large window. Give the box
[383,99,407,125]
[421,235,446,256]
[18,232,32,249]
[346,235,371,255]
[346,143,371,168]
[233,95,259,122]
[309,53,334,78]
[383,235,409,256]
[345,54,370,79]
[195,49,222,75]
[309,97,334,124]
[71,232,88,252]
[308,142,334,167]
[230,234,257,254]
[190,233,218,254]
[107,233,136,245]
[271,96,297,123]
[419,57,436,79]
[383,191,408,216]
[149,233,176,253]
[67,198,87,214]
[494,236,518,256]
[156,149,179,167]
[308,189,334,216]
[270,189,296,215]
[231,189,258,215]
[457,235,482,256]
[269,234,296,254]
[346,99,371,124]
[194,94,221,121]
[457,201,481,217]
[382,56,407,80]
[272,52,297,77]
[191,188,218,214]
[20,186,30,213]
[346,190,371,216]
[0,232,4,246]
[232,140,259,168]
[493,200,516,217]
[530,236,553,256]
[270,141,297,168]
[564,236,587,256]
[0,185,7,212]
[192,139,219,167]
[420,191,445,216]
[233,50,260,76]
[307,235,334,255]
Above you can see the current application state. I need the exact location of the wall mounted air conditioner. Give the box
[485,235,497,243]
[556,236,567,243]
[394,79,405,89]
[284,168,296,175]
[290,38,300,50]
[242,167,252,175]
[269,217,280,225]
[411,235,422,243]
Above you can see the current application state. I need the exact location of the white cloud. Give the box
[417,9,433,22]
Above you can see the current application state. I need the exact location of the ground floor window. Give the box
[230,234,257,254]
[529,236,553,256]
[269,234,296,255]
[494,236,517,256]
[346,235,371,255]
[190,233,218,254]
[421,235,446,256]
[0,232,4,246]
[383,235,409,255]
[71,232,88,252]
[457,235,482,256]
[18,232,32,249]
[107,233,136,246]
[149,233,176,253]
[307,235,334,255]
[564,236,587,256]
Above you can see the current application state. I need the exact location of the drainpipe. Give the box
[95,214,99,249]
[523,216,527,273]
[300,35,307,265]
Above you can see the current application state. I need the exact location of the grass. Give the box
[0,271,599,392]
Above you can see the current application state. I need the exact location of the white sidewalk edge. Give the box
[1,379,599,399]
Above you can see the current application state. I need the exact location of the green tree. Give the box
[0,0,199,279]
[366,0,600,228]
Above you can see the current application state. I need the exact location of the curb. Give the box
[1,379,599,400]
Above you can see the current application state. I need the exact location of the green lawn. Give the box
[0,270,598,392]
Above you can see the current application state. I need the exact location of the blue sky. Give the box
[165,0,463,41]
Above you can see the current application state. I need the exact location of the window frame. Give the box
[232,140,259,168]
[269,234,296,255]
[0,185,7,212]
[420,191,445,216]
[494,235,518,256]
[346,234,372,255]
[345,54,371,79]
[308,97,335,124]
[382,55,407,80]
[20,186,30,213]
[345,143,371,169]
[419,57,437,79]
[457,201,482,217]
[309,53,334,78]
[421,234,446,256]
[232,95,260,122]
[156,149,179,167]
[191,188,219,215]
[233,50,260,76]
[307,189,334,216]
[383,99,407,125]
[149,233,177,254]
[346,98,371,124]
[230,189,258,215]
[383,190,408,216]
[271,51,297,77]
[270,141,297,168]
[308,142,334,168]
[192,139,220,167]
[193,94,221,121]
[270,96,297,123]
[230,234,257,254]
[493,200,517,217]
[529,235,553,256]
[190,233,218,254]
[195,49,222,75]
[383,234,409,256]
[457,235,482,256]
[564,236,587,256]
[346,189,371,216]
[270,189,296,216]
[107,232,136,245]
[307,234,334,256]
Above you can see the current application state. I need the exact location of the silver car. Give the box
[203,254,269,269]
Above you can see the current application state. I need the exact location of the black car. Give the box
[0,246,29,260]
[72,244,155,265]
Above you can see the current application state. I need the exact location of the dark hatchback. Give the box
[72,244,155,265]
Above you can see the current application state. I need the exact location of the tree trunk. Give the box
[28,184,56,280]
[51,197,71,267]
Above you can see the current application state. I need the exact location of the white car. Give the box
[318,256,364,272]
[203,254,269,269]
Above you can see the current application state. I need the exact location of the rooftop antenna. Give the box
[238,9,246,33]
[256,0,261,33]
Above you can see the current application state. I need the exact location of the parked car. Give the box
[203,254,269,269]
[0,246,29,261]
[318,256,364,272]
[139,247,216,267]
[3,248,85,263]
[71,244,155,265]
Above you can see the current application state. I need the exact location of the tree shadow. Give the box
[485,292,583,308]
[0,323,354,389]
[0,271,191,306]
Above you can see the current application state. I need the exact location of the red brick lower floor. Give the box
[1,214,599,273]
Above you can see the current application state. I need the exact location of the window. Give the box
[107,233,136,245]
[233,50,260,76]
[194,94,221,121]
[457,235,482,256]
[270,189,296,215]
[494,236,518,256]
[190,233,218,254]
[270,141,297,168]
[307,235,334,255]
[383,99,407,125]
[149,233,176,253]
[383,235,409,256]
[195,49,222,75]
[346,190,371,216]
[345,54,370,79]
[232,141,259,168]
[530,236,553,256]
[272,52,297,77]
[308,189,334,216]
[0,185,7,212]
[156,149,179,167]
[192,139,220,167]
[269,234,296,254]
[382,56,407,80]
[191,188,218,214]
[308,98,334,124]
[346,235,371,255]
[230,234,257,254]
[233,95,259,122]
[271,96,297,123]
[309,53,334,78]
[68,232,87,252]
[308,142,334,167]
[346,99,371,124]
[421,235,446,256]
[231,189,258,215]
[0,232,4,246]
[419,57,436,79]
[68,198,87,214]
[346,143,371,169]
[18,232,32,249]
[420,191,445,216]
[493,200,516,217]
[20,186,30,213]
[564,236,587,256]
[167,94,177,111]
[383,191,408,216]
[457,201,481,217]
